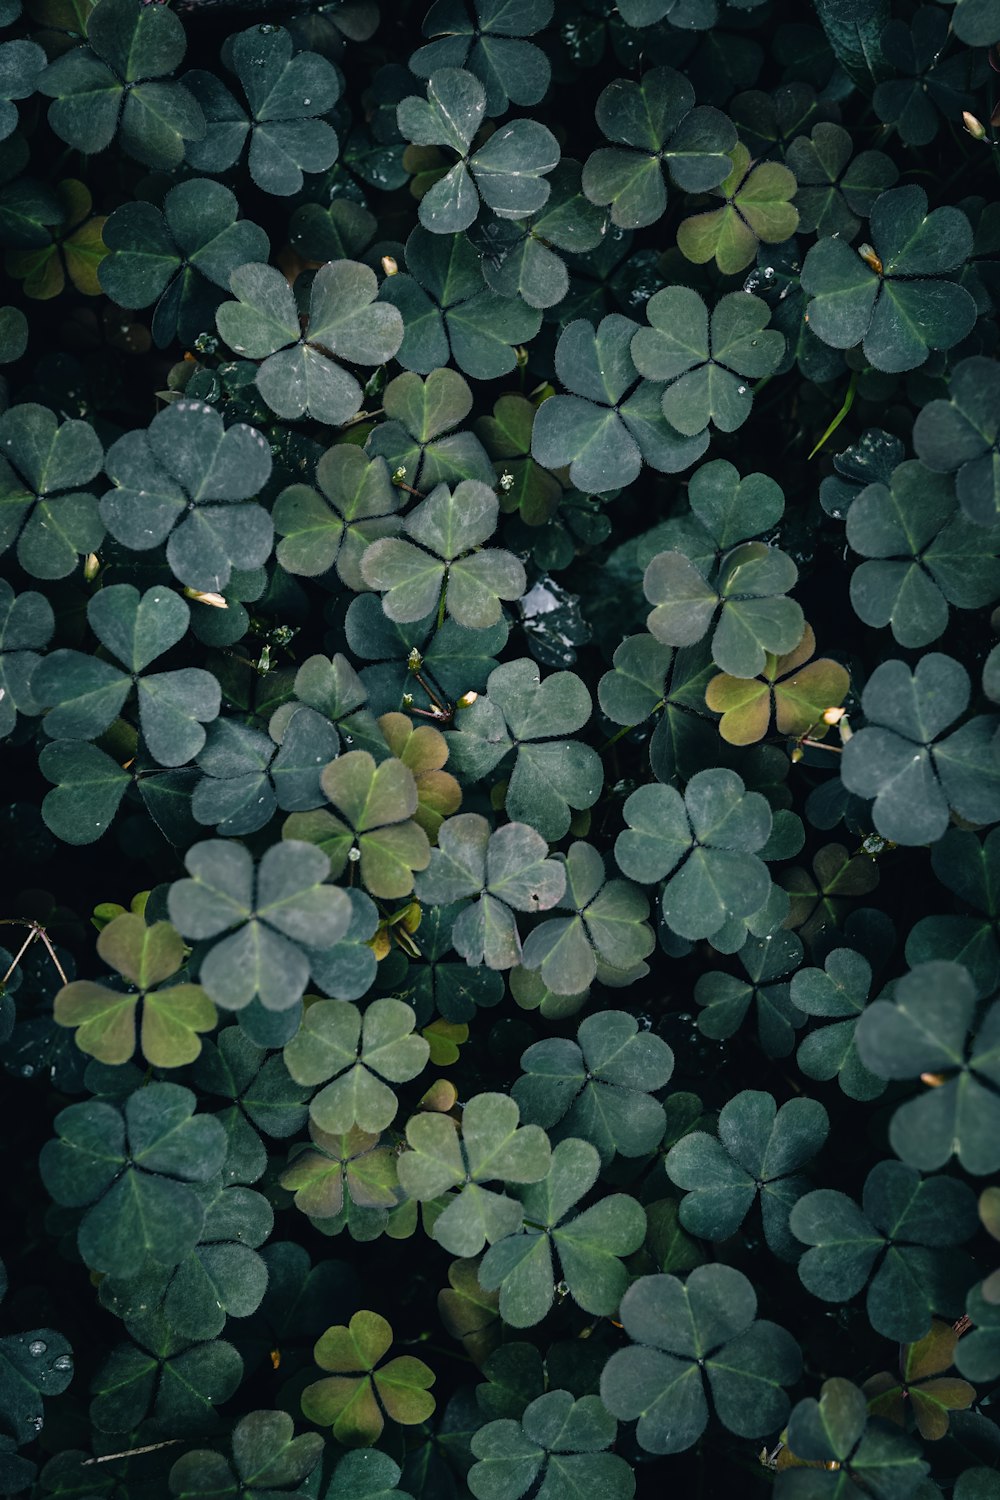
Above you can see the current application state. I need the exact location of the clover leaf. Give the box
[380,226,542,380]
[39,0,204,170]
[854,960,1000,1176]
[785,122,897,240]
[677,143,799,276]
[216,260,403,427]
[397,1090,551,1256]
[0,1262,73,1469]
[283,749,430,899]
[5,178,107,302]
[168,1410,324,1499]
[616,768,773,942]
[820,425,905,521]
[631,287,784,437]
[361,478,525,629]
[274,446,402,586]
[599,634,718,784]
[188,1025,310,1183]
[415,813,566,968]
[376,711,461,839]
[582,65,736,230]
[906,828,1000,996]
[99,179,269,349]
[472,160,607,311]
[789,1160,978,1342]
[53,913,215,1069]
[600,1264,801,1454]
[102,400,272,593]
[397,68,559,234]
[518,843,655,995]
[644,540,804,680]
[694,930,806,1058]
[863,1319,975,1442]
[280,1121,401,1236]
[0,401,103,580]
[191,709,339,837]
[513,1009,673,1163]
[89,1307,243,1436]
[913,356,1000,526]
[168,839,352,1012]
[446,658,603,840]
[943,0,1000,43]
[791,947,885,1101]
[800,185,977,373]
[666,1091,828,1260]
[846,459,1000,647]
[302,1310,435,1446]
[367,367,494,491]
[184,24,340,196]
[873,7,980,148]
[410,0,554,116]
[775,1378,928,1499]
[0,578,52,736]
[840,653,1000,846]
[0,40,44,145]
[32,583,221,767]
[530,314,708,495]
[283,996,428,1137]
[781,843,881,947]
[478,1137,646,1327]
[39,1080,227,1278]
[470,1389,632,1500]
[37,740,131,846]
[327,1451,414,1500]
[707,624,849,745]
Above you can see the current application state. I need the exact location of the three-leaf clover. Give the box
[168,1410,324,1499]
[863,1319,975,1442]
[789,1160,978,1342]
[791,947,885,1101]
[840,653,1000,846]
[184,24,340,195]
[855,960,1000,1176]
[631,288,784,437]
[600,1264,802,1454]
[283,997,429,1137]
[517,843,655,994]
[361,479,525,629]
[469,1391,633,1500]
[191,709,340,837]
[581,65,736,230]
[694,930,806,1058]
[644,539,804,680]
[367,366,495,491]
[913,356,1000,526]
[785,122,898,240]
[274,447,402,586]
[280,1121,401,1234]
[380,226,542,380]
[396,1090,552,1255]
[845,459,1000,647]
[513,1008,674,1162]
[0,578,52,736]
[775,1379,928,1499]
[706,625,850,745]
[167,839,352,1011]
[447,657,603,841]
[415,814,566,968]
[101,400,273,594]
[800,185,977,372]
[53,913,215,1068]
[615,768,773,941]
[40,1081,227,1278]
[301,1311,435,1446]
[32,583,221,766]
[397,68,559,234]
[665,1091,829,1260]
[215,260,404,426]
[99,179,269,348]
[478,1137,646,1327]
[677,143,799,275]
[410,0,554,116]
[0,401,104,580]
[283,750,430,900]
[39,0,204,170]
[530,314,708,495]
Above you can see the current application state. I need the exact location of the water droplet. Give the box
[737,385,747,395]
[28,1340,46,1357]
[53,1354,72,1371]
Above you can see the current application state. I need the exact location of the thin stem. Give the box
[82,1440,185,1466]
[0,919,69,986]
[808,371,857,460]
[599,701,663,751]
[2,928,37,987]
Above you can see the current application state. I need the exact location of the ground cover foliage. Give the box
[1,0,1000,1494]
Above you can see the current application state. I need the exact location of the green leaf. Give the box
[0,402,103,580]
[913,356,1000,527]
[600,1265,801,1453]
[302,1310,434,1445]
[677,144,799,275]
[168,1409,324,1497]
[470,1390,633,1500]
[283,997,428,1136]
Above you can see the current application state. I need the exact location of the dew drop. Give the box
[28,1339,47,1357]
